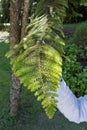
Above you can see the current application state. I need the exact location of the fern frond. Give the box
[9,43,62,119]
[35,0,67,19]
[6,0,67,118]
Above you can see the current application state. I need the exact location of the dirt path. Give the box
[63,26,76,37]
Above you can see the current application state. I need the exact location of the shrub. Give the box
[63,43,87,97]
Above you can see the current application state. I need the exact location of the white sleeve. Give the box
[55,78,87,124]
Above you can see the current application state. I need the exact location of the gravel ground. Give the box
[0,31,9,41]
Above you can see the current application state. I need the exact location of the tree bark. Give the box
[21,0,30,39]
[10,0,30,116]
[10,0,21,116]
[10,73,21,116]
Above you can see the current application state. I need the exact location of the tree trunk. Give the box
[10,0,30,116]
[21,0,30,39]
[10,0,21,116]
[10,73,21,116]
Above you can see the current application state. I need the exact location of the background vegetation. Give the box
[0,23,87,130]
[0,0,87,129]
[63,23,87,97]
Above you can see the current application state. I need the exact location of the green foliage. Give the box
[63,22,87,97]
[0,41,41,129]
[64,0,87,23]
[1,40,87,130]
[80,0,87,6]
[63,42,87,97]
[35,0,67,20]
[0,40,10,71]
[64,0,83,23]
[6,0,67,118]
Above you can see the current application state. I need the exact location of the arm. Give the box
[55,78,87,123]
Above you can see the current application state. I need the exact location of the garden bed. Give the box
[63,22,87,97]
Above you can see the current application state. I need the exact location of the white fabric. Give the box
[56,78,87,124]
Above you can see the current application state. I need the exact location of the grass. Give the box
[0,40,42,129]
[1,35,87,129]
[63,21,87,28]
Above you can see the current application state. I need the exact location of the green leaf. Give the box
[6,0,67,118]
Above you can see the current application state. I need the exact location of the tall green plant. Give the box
[64,0,83,23]
[6,0,67,118]
[80,0,87,6]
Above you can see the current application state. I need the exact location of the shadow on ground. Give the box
[25,110,87,130]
